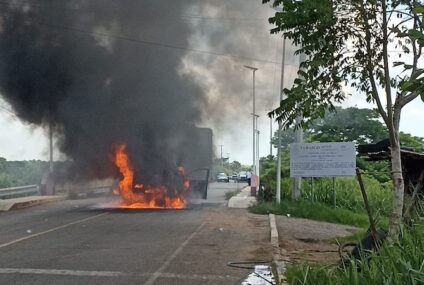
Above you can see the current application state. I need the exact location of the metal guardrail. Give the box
[0,185,40,200]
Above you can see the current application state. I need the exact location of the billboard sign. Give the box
[290,142,356,177]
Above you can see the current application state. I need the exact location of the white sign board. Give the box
[290,142,356,177]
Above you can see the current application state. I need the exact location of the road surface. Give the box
[0,182,271,285]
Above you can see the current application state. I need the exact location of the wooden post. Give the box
[356,168,378,240]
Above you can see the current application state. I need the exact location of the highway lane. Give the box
[0,182,270,285]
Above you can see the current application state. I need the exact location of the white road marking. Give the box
[0,268,239,281]
[158,272,239,281]
[0,268,125,277]
[0,213,108,249]
[143,222,206,285]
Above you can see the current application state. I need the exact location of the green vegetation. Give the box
[258,157,394,216]
[259,0,424,278]
[250,200,374,228]
[211,159,250,181]
[285,223,424,285]
[253,119,424,284]
[0,158,49,188]
[225,188,242,200]
[272,107,389,147]
[264,0,424,236]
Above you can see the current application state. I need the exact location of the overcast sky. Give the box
[0,1,422,165]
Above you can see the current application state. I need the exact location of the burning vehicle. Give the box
[0,1,214,206]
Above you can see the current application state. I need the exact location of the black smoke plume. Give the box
[0,0,207,188]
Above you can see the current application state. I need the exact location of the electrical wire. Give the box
[0,0,272,23]
[0,105,17,119]
[227,260,271,270]
[0,10,282,65]
[227,261,275,285]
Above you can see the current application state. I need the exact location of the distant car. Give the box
[231,173,238,180]
[238,171,248,182]
[217,173,229,183]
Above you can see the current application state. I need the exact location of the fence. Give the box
[0,185,40,200]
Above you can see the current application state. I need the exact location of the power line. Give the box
[0,1,272,23]
[0,10,281,65]
[0,105,18,120]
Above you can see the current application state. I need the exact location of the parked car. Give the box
[231,173,238,180]
[237,171,248,182]
[217,173,229,183]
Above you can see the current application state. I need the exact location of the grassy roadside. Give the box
[225,188,242,200]
[250,199,424,285]
[249,200,389,229]
[285,222,424,285]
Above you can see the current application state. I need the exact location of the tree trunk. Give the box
[388,141,404,238]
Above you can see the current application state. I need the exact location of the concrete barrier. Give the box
[0,195,66,211]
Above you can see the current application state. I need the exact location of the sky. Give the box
[0,1,422,165]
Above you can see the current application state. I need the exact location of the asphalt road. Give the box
[0,182,270,285]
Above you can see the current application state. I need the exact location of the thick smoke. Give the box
[0,0,207,187]
[181,0,299,161]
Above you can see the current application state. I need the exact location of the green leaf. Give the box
[413,4,424,14]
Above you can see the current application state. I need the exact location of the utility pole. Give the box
[269,113,273,157]
[256,127,260,183]
[292,52,306,200]
[244,65,258,177]
[253,114,260,181]
[219,145,224,167]
[49,122,53,173]
[276,37,286,204]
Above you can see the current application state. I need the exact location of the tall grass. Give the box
[301,177,393,216]
[286,223,424,285]
[249,200,376,228]
[260,176,393,216]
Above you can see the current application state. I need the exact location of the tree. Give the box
[309,107,388,144]
[229,161,242,172]
[264,0,424,237]
[400,131,424,151]
[272,107,388,147]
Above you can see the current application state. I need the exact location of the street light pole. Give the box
[252,113,260,182]
[219,144,224,167]
[244,65,258,177]
[276,38,286,204]
[49,122,53,173]
[269,114,273,157]
[256,126,260,183]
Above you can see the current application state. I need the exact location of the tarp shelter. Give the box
[358,139,424,193]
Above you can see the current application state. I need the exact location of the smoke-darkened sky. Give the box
[0,0,210,184]
[1,1,420,168]
[0,0,299,170]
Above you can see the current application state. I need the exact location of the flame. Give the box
[177,166,190,190]
[113,144,188,209]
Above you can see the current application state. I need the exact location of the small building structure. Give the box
[358,139,424,193]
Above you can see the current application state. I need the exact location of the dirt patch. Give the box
[276,215,360,265]
[165,207,273,283]
[201,208,272,262]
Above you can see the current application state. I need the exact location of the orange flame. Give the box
[113,144,188,209]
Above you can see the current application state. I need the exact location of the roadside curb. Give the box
[269,213,289,285]
[227,186,256,209]
[0,195,66,211]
